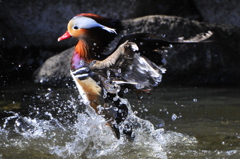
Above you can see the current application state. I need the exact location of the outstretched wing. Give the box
[90,41,165,93]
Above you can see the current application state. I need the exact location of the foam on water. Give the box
[0,94,199,159]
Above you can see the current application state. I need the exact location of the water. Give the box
[0,83,240,158]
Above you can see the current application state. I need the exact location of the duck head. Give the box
[58,13,118,41]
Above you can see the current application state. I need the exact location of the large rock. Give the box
[194,0,240,28]
[34,15,240,85]
[34,47,74,85]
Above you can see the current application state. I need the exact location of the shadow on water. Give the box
[0,82,240,158]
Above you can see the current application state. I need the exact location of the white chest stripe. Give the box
[70,70,90,105]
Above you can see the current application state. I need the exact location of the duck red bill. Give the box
[58,31,72,41]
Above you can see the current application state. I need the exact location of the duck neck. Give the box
[71,29,116,70]
[71,40,91,70]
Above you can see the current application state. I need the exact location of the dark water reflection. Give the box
[0,83,240,158]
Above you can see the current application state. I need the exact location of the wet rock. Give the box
[34,47,74,85]
[34,15,240,85]
[194,0,240,28]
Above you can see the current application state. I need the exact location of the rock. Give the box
[194,0,240,28]
[34,47,74,85]
[34,15,240,85]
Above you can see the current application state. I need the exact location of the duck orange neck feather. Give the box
[71,40,92,70]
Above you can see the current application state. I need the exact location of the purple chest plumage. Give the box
[71,52,85,71]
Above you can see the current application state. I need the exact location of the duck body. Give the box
[58,13,212,139]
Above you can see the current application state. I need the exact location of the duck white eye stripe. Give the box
[73,16,117,34]
[100,25,117,34]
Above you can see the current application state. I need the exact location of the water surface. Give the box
[0,83,240,158]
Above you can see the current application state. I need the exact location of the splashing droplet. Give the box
[171,114,177,121]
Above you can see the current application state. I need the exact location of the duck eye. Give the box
[73,26,79,30]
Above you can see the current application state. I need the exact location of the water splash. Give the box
[0,91,198,159]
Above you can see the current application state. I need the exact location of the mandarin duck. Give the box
[58,13,212,139]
